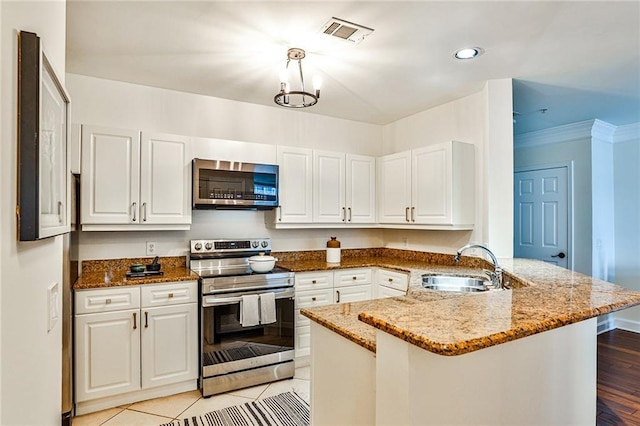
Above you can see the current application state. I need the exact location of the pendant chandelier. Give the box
[274,48,320,108]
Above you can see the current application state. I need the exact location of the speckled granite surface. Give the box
[298,250,640,356]
[74,256,198,290]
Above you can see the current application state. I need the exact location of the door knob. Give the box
[551,252,566,259]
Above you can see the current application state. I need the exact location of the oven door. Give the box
[201,286,295,380]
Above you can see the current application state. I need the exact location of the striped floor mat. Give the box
[160,392,309,426]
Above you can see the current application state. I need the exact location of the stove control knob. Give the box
[194,242,203,251]
[251,241,259,248]
[205,242,213,250]
[261,240,269,248]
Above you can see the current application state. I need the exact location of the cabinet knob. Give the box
[388,278,393,282]
[312,280,317,284]
[105,298,112,304]
[311,297,317,301]
[352,276,357,280]
[168,293,174,298]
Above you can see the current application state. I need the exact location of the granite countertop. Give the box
[297,250,640,356]
[74,256,199,290]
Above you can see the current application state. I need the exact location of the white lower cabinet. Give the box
[75,281,198,414]
[295,268,373,359]
[375,268,409,298]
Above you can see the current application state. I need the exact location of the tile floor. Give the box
[72,367,311,426]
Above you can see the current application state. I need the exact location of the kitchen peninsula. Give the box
[288,249,640,425]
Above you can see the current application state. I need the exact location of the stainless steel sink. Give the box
[422,275,490,293]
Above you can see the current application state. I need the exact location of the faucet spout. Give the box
[454,244,503,289]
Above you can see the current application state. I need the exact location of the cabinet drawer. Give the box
[334,268,372,287]
[75,287,140,314]
[377,269,409,291]
[141,281,197,307]
[376,285,406,299]
[295,271,333,291]
[335,284,372,303]
[295,288,334,310]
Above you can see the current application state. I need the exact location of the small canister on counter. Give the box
[326,236,341,263]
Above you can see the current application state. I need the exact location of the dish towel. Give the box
[240,294,260,327]
[260,292,277,325]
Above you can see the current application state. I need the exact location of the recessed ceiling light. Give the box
[453,47,484,60]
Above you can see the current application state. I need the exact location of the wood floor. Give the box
[597,329,640,425]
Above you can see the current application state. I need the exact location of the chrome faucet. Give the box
[454,244,503,289]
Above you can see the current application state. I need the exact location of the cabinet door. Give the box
[141,303,198,389]
[139,132,191,225]
[377,151,411,223]
[75,309,141,402]
[81,126,140,224]
[412,143,452,224]
[313,150,346,223]
[276,146,313,223]
[335,284,372,303]
[346,154,376,223]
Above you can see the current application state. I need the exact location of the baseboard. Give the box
[613,318,640,334]
[597,318,616,334]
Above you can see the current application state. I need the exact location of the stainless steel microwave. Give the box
[192,158,278,209]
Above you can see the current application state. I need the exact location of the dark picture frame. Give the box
[17,30,71,241]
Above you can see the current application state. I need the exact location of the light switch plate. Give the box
[47,282,60,332]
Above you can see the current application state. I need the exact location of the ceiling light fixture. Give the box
[453,47,484,60]
[274,48,320,108]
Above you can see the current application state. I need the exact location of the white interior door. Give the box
[514,166,569,268]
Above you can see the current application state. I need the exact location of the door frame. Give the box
[514,161,575,271]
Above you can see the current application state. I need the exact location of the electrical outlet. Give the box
[402,237,409,248]
[146,241,156,255]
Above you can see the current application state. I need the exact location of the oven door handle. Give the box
[202,288,294,307]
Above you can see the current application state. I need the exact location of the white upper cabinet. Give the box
[81,125,191,230]
[313,150,376,224]
[313,150,346,223]
[346,154,376,224]
[81,126,140,225]
[378,141,475,228]
[377,151,412,224]
[139,132,191,225]
[275,146,313,223]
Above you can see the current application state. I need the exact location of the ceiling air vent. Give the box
[320,17,374,44]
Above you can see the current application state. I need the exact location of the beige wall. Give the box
[1,2,67,424]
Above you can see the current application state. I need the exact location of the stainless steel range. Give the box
[190,238,295,397]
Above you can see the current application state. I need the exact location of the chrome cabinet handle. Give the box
[342,207,346,222]
[132,202,137,222]
[142,202,147,222]
[58,201,63,223]
[336,290,341,303]
[133,312,137,330]
[348,207,352,222]
[405,207,410,222]
[411,207,415,222]
[144,311,148,328]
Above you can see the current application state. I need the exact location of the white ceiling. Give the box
[66,1,640,134]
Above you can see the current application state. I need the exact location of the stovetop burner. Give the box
[190,238,294,294]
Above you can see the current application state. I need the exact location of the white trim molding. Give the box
[590,119,617,142]
[614,122,640,143]
[515,120,595,149]
[613,317,640,334]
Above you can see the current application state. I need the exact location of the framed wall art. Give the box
[17,30,71,241]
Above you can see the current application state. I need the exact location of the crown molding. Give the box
[591,119,617,142]
[514,120,595,149]
[613,122,640,143]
